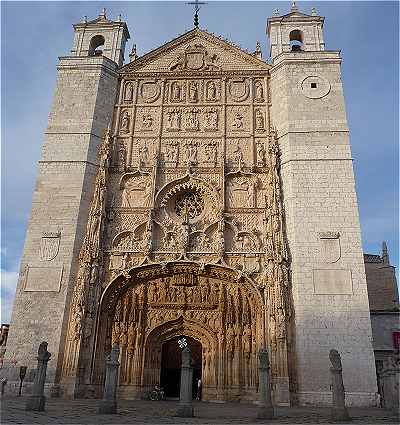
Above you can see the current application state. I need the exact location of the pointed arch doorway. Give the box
[160,336,202,399]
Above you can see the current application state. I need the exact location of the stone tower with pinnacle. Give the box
[267,4,377,405]
[4,10,129,391]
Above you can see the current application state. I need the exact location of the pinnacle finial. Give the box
[129,44,137,62]
[273,8,280,16]
[382,241,390,265]
[311,7,317,16]
[117,14,122,22]
[100,8,106,19]
[291,1,298,12]
[254,41,262,59]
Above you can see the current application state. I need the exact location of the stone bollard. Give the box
[26,341,51,411]
[257,349,274,419]
[1,377,7,397]
[176,346,194,417]
[98,344,120,414]
[329,349,350,421]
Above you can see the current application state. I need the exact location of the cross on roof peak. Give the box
[187,0,207,28]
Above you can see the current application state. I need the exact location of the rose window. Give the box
[174,191,204,220]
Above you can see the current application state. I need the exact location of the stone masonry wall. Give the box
[270,51,378,406]
[4,55,119,390]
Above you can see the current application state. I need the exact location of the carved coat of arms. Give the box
[170,44,219,71]
[40,231,61,261]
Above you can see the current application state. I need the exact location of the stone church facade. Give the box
[5,5,378,406]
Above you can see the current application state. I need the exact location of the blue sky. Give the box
[1,1,399,323]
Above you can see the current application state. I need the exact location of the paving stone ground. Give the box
[1,396,399,425]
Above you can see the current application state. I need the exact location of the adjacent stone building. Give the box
[4,4,381,406]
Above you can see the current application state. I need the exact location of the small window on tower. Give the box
[311,82,317,89]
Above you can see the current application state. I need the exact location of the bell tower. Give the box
[4,11,129,396]
[268,2,325,58]
[268,3,378,407]
[71,8,129,67]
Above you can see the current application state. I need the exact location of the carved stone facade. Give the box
[5,7,378,408]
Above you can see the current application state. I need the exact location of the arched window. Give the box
[88,35,105,56]
[289,29,304,51]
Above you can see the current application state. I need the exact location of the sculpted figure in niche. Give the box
[206,81,217,100]
[142,114,153,130]
[139,143,149,166]
[256,143,266,166]
[255,81,264,101]
[171,82,181,101]
[185,142,198,165]
[205,109,218,130]
[184,109,199,131]
[188,81,198,102]
[255,109,265,130]
[233,143,244,168]
[167,110,181,130]
[124,83,133,102]
[118,142,126,171]
[120,111,130,133]
[205,142,218,164]
[165,143,179,162]
[232,112,244,130]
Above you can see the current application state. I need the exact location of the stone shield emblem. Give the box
[40,232,61,261]
[318,232,341,263]
[186,52,204,70]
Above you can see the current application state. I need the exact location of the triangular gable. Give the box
[120,28,270,74]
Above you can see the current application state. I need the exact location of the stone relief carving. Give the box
[105,271,262,397]
[169,44,220,71]
[121,175,152,208]
[204,108,218,131]
[255,109,265,131]
[204,140,218,165]
[120,111,131,134]
[64,125,113,376]
[170,81,183,102]
[166,109,181,131]
[140,80,161,103]
[184,108,200,131]
[164,141,179,164]
[184,140,199,165]
[141,114,154,130]
[40,231,61,261]
[188,81,199,103]
[124,82,134,102]
[228,78,249,102]
[205,80,219,101]
[254,80,264,102]
[232,113,244,130]
[227,177,257,209]
[65,72,292,401]
[256,141,267,166]
[318,232,341,263]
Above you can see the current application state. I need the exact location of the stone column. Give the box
[257,349,274,419]
[26,342,51,412]
[329,349,350,421]
[98,344,120,414]
[176,346,194,417]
